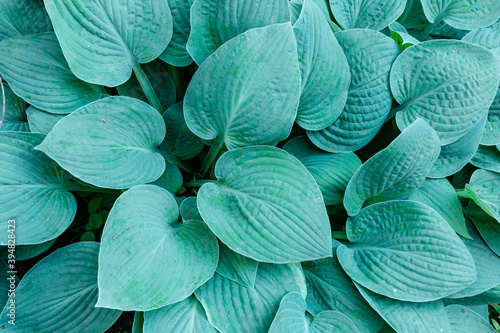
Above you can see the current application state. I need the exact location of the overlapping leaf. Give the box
[446,305,496,332]
[465,203,500,256]
[25,106,65,134]
[216,242,258,288]
[463,20,500,55]
[0,84,28,132]
[0,0,52,41]
[461,169,500,222]
[470,145,500,173]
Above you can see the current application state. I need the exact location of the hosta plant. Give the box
[1,0,500,332]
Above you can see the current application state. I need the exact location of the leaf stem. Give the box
[331,230,349,241]
[156,149,195,174]
[167,64,184,102]
[132,62,164,114]
[417,12,445,41]
[184,179,217,187]
[199,136,225,177]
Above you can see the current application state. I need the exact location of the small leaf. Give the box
[179,197,201,222]
[88,196,103,215]
[216,242,258,289]
[88,214,103,229]
[389,22,420,50]
[80,231,95,242]
[446,305,496,332]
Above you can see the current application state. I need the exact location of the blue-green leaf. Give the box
[0,0,52,41]
[465,203,500,256]
[471,145,500,173]
[462,169,500,223]
[26,106,65,134]
[149,161,183,196]
[97,185,218,311]
[463,20,500,55]
[446,305,496,332]
[216,242,258,289]
[445,284,500,307]
[180,197,202,221]
[480,88,500,146]
[0,84,28,132]
[0,239,55,262]
[389,22,420,50]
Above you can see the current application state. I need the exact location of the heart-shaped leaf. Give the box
[0,0,52,41]
[0,242,121,332]
[44,0,173,86]
[97,185,219,311]
[337,200,476,302]
[343,118,441,216]
[0,84,28,132]
[446,305,496,332]
[463,20,500,56]
[0,132,76,245]
[195,263,306,333]
[184,23,300,150]
[36,97,166,189]
[216,242,258,289]
[390,40,500,145]
[197,146,332,263]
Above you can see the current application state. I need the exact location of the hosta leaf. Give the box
[343,118,441,216]
[195,263,306,333]
[143,295,216,333]
[307,29,400,153]
[0,239,55,261]
[337,200,476,302]
[410,178,469,238]
[329,0,406,31]
[216,242,258,288]
[389,22,420,50]
[187,0,290,65]
[37,97,166,189]
[97,185,218,311]
[268,292,359,333]
[446,284,500,306]
[0,132,76,245]
[430,22,471,39]
[180,197,202,221]
[117,60,176,111]
[462,169,500,222]
[133,312,144,333]
[289,0,303,24]
[149,161,182,195]
[448,221,500,299]
[283,136,361,206]
[303,245,385,332]
[397,0,428,30]
[356,284,452,333]
[0,32,105,114]
[428,113,487,178]
[159,102,204,160]
[420,0,500,30]
[292,0,350,130]
[463,20,500,55]
[0,242,121,332]
[44,0,173,86]
[197,146,331,263]
[0,0,52,41]
[465,203,500,256]
[471,145,500,173]
[184,23,300,150]
[481,88,500,146]
[159,0,194,66]
[446,305,496,332]
[26,106,65,134]
[0,84,28,132]
[391,40,500,145]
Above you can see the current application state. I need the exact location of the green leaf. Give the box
[97,185,218,311]
[471,145,500,173]
[216,242,258,289]
[462,169,500,222]
[149,161,183,195]
[292,0,350,130]
[195,263,306,333]
[389,22,420,50]
[36,97,166,189]
[410,178,469,238]
[480,88,500,146]
[159,0,194,66]
[338,200,476,302]
[159,102,204,160]
[283,136,361,206]
[268,292,359,333]
[132,312,144,333]
[44,0,173,87]
[26,106,65,134]
[446,305,496,332]
[0,132,76,245]
[0,0,52,41]
[397,0,428,30]
[445,284,500,307]
[465,202,500,257]
[186,0,290,65]
[180,197,202,221]
[420,0,500,30]
[0,84,28,132]
[0,239,55,261]
[88,195,103,215]
[463,20,500,55]
[0,242,121,332]
[391,40,500,145]
[88,214,103,229]
[184,23,300,150]
[197,146,331,263]
[0,32,105,114]
[356,284,452,333]
[307,29,400,153]
[343,118,441,216]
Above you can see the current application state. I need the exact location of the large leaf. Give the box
[186,0,290,65]
[307,29,400,153]
[216,242,258,289]
[0,84,28,132]
[36,97,166,189]
[0,242,121,332]
[44,0,173,86]
[390,40,500,145]
[0,132,76,245]
[471,145,500,173]
[356,284,452,333]
[197,146,332,263]
[283,136,361,206]
[195,263,306,333]
[337,200,476,302]
[463,20,500,55]
[343,118,441,216]
[329,0,406,31]
[446,305,496,332]
[465,203,500,256]
[0,0,52,41]
[462,169,500,222]
[410,178,469,238]
[26,106,65,134]
[268,292,359,333]
[184,23,300,150]
[0,32,105,114]
[292,0,350,130]
[97,185,218,311]
[420,0,500,30]
[143,295,216,333]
